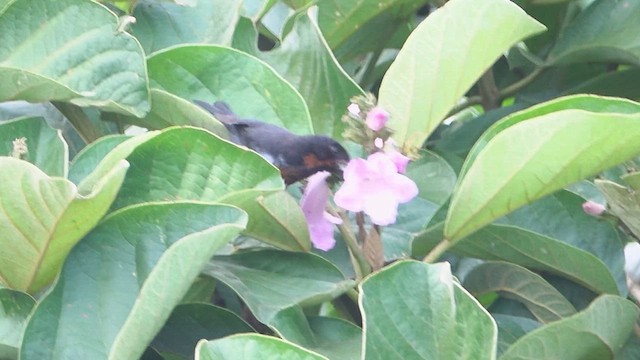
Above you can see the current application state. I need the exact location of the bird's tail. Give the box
[193,100,238,124]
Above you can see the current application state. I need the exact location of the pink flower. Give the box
[334,153,418,225]
[385,149,410,173]
[300,171,342,251]
[582,201,606,216]
[366,107,389,131]
[348,103,360,116]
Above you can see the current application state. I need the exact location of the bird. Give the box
[194,100,350,185]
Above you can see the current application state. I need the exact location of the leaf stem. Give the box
[422,238,452,263]
[449,66,546,115]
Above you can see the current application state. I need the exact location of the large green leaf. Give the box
[0,288,35,360]
[21,202,247,360]
[233,10,364,138]
[145,44,312,135]
[131,0,243,54]
[151,303,254,360]
[463,261,576,323]
[360,261,497,360]
[547,0,640,66]
[0,157,128,293]
[0,0,149,117]
[445,95,640,242]
[203,250,354,338]
[196,334,326,360]
[105,127,302,249]
[0,116,67,176]
[498,190,626,294]
[378,0,545,153]
[110,127,283,209]
[413,224,620,295]
[500,295,638,359]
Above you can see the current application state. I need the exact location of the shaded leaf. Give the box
[548,0,640,66]
[131,0,243,54]
[0,116,67,176]
[500,295,638,360]
[464,261,576,323]
[0,288,35,360]
[152,303,254,360]
[498,190,626,294]
[203,250,354,336]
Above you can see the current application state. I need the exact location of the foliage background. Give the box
[1,0,640,359]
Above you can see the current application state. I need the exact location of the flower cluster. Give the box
[301,97,419,250]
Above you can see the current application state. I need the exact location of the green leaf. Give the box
[378,0,545,153]
[463,261,576,323]
[21,202,247,360]
[547,0,640,66]
[124,89,228,136]
[360,261,497,360]
[233,11,364,138]
[195,334,326,360]
[225,191,311,251]
[203,250,354,336]
[500,295,639,359]
[0,0,149,117]
[151,303,254,360]
[596,180,640,240]
[145,44,312,135]
[0,116,67,176]
[445,95,640,241]
[111,127,283,210]
[317,0,425,61]
[68,134,130,185]
[436,224,619,295]
[0,157,128,293]
[493,315,541,356]
[0,288,35,360]
[498,190,626,294]
[305,316,362,360]
[131,0,243,54]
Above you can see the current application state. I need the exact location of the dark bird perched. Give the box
[194,100,350,185]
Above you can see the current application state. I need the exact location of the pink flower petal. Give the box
[335,153,419,226]
[366,106,389,131]
[582,201,606,216]
[300,171,340,251]
[386,149,411,173]
[364,194,398,226]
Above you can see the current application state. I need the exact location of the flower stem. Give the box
[332,208,371,280]
[422,239,452,263]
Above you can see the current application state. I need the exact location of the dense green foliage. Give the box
[1,0,640,359]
